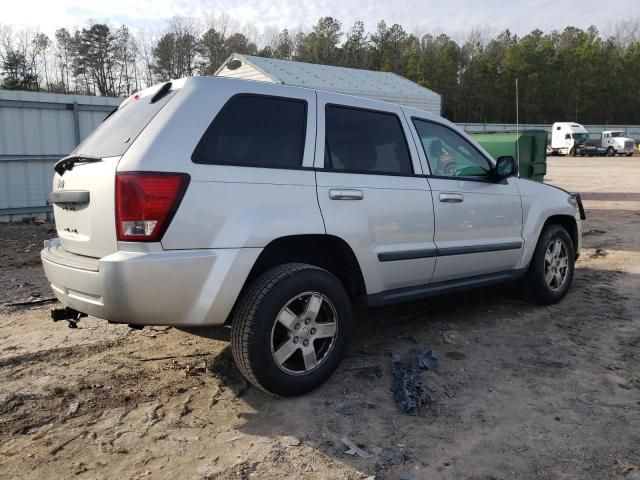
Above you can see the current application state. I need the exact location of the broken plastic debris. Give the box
[416,346,439,370]
[335,403,353,416]
[341,436,373,459]
[391,354,431,415]
[444,386,457,398]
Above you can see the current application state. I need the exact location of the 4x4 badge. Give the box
[57,179,65,189]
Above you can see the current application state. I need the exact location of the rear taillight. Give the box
[116,172,189,242]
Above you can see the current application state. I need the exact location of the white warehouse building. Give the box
[215,54,443,115]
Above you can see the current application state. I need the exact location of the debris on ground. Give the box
[341,435,373,459]
[344,363,384,379]
[441,330,467,345]
[584,228,606,236]
[68,401,80,416]
[416,346,439,370]
[592,248,609,258]
[335,403,353,416]
[391,353,431,415]
[284,435,301,447]
[444,386,457,398]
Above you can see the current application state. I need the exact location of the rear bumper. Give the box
[41,239,260,326]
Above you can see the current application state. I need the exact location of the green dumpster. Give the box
[469,130,547,181]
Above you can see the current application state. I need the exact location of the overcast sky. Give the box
[2,0,637,38]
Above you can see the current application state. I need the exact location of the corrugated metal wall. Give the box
[458,122,640,139]
[0,89,121,220]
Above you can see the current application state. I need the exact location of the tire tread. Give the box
[230,263,327,394]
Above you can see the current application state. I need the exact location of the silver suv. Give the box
[41,77,584,396]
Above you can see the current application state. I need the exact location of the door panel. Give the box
[315,92,435,294]
[404,113,524,283]
[428,177,523,282]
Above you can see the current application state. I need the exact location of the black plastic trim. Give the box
[366,269,527,307]
[437,242,523,257]
[378,248,437,262]
[427,174,509,185]
[49,190,90,204]
[150,82,172,104]
[320,168,420,178]
[574,192,586,220]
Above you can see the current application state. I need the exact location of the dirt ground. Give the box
[1,156,639,480]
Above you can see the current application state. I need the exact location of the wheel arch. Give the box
[542,215,579,256]
[522,214,579,270]
[225,234,367,325]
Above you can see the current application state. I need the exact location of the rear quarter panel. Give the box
[118,77,325,249]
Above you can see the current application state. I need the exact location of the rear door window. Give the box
[324,105,413,175]
[73,90,176,158]
[192,94,307,169]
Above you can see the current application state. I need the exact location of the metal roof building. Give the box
[215,54,442,115]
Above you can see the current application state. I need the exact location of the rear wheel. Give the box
[521,224,575,305]
[230,263,352,396]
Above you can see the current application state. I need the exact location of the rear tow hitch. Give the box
[51,307,87,329]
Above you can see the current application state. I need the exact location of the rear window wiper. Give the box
[54,155,102,176]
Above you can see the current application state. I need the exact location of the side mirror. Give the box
[494,155,518,180]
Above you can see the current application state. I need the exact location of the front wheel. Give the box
[606,147,615,157]
[626,153,633,157]
[521,224,575,305]
[230,263,352,396]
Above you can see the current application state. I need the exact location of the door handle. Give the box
[329,189,364,200]
[439,192,464,203]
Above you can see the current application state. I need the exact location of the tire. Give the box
[606,147,615,157]
[230,263,352,396]
[569,147,576,156]
[626,153,633,157]
[521,224,575,305]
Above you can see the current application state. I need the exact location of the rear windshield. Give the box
[72,90,176,158]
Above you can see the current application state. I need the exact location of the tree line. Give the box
[1,16,639,124]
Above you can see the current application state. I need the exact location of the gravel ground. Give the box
[0,156,639,480]
[0,223,56,306]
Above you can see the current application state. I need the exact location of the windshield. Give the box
[72,90,176,158]
[610,131,625,138]
[572,133,589,140]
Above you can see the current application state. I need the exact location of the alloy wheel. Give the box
[544,239,569,291]
[270,292,338,375]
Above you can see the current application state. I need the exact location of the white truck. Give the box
[548,122,635,157]
[598,131,635,157]
[548,122,590,156]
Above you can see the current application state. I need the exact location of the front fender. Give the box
[515,179,582,269]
